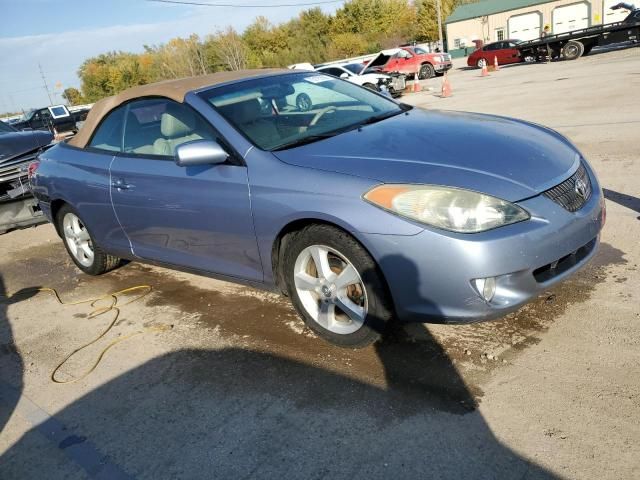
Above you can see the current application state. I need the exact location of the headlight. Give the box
[434,55,443,62]
[364,184,530,233]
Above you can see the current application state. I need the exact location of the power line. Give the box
[147,0,342,7]
[38,63,54,106]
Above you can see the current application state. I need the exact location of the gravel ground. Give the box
[1,45,639,479]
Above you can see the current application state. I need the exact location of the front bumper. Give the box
[0,197,47,234]
[434,61,453,73]
[360,172,604,324]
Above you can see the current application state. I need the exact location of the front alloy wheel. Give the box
[284,224,393,347]
[293,245,367,335]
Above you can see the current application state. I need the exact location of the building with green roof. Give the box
[445,0,629,58]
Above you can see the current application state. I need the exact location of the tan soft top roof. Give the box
[69,69,287,148]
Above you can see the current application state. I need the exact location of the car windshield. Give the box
[200,72,404,151]
[342,63,363,75]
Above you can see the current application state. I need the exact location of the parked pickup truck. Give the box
[12,105,87,134]
[517,8,640,61]
[365,46,452,79]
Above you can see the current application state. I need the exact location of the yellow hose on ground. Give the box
[1,285,170,384]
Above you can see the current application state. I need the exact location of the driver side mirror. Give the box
[340,72,349,79]
[175,140,229,167]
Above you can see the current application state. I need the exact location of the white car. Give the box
[315,63,405,97]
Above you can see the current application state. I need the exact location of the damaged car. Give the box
[0,121,53,234]
[365,47,452,79]
[315,63,406,97]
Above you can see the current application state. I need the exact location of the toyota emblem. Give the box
[574,178,588,199]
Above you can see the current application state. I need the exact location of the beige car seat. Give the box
[153,103,211,156]
[223,99,281,148]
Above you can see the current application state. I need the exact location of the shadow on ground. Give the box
[0,276,39,431]
[604,188,640,216]
[0,341,557,479]
[0,252,562,479]
[1,241,625,479]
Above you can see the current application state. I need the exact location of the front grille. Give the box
[0,158,33,203]
[543,163,592,212]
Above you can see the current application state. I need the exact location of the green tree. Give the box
[61,87,86,106]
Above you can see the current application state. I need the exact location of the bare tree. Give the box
[212,27,249,71]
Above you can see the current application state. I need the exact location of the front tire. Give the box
[476,58,487,69]
[57,204,121,275]
[418,63,435,79]
[283,225,393,348]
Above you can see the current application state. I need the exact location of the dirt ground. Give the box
[1,46,639,479]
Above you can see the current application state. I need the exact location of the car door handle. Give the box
[112,179,133,191]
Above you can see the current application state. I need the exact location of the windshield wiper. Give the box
[358,109,405,127]
[271,132,339,151]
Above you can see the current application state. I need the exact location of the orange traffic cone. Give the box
[413,66,421,92]
[494,55,500,71]
[441,72,452,98]
[481,62,489,77]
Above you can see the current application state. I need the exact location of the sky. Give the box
[0,0,343,112]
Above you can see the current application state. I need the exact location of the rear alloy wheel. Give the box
[284,225,393,347]
[418,63,435,79]
[476,58,487,69]
[57,204,121,275]
[562,40,584,61]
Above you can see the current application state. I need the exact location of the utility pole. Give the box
[38,63,54,106]
[436,0,444,52]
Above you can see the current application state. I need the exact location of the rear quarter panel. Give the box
[34,143,130,255]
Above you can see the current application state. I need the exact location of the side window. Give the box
[123,99,216,158]
[89,107,126,152]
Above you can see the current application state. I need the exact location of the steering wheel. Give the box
[309,106,337,128]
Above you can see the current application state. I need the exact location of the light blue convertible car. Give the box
[31,70,605,347]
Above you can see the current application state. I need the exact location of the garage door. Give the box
[553,3,590,34]
[603,0,631,24]
[508,12,542,41]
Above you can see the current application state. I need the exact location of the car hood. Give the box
[273,109,580,202]
[0,130,54,164]
[361,48,401,73]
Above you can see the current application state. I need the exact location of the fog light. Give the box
[473,277,496,302]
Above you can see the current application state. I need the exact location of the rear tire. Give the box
[562,41,584,60]
[283,224,394,348]
[57,204,121,276]
[418,63,435,79]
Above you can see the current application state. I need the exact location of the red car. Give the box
[365,47,452,79]
[467,40,522,68]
